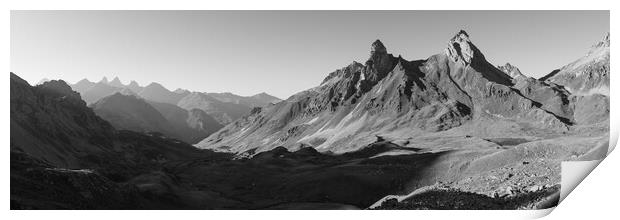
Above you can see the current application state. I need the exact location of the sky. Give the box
[11,11,609,99]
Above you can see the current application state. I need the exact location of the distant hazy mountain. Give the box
[148,100,224,143]
[64,76,292,124]
[207,92,281,107]
[72,78,97,92]
[70,77,144,104]
[91,93,178,138]
[177,92,252,125]
[138,82,187,105]
[540,32,610,96]
[76,81,125,104]
[197,30,609,154]
[108,76,124,87]
[250,92,282,105]
[126,80,144,94]
[174,88,190,94]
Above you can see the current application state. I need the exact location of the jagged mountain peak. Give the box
[497,63,526,79]
[109,76,124,87]
[445,30,484,65]
[98,77,109,84]
[592,32,610,49]
[111,76,120,81]
[371,39,387,54]
[452,30,470,41]
[128,80,140,86]
[362,39,398,85]
[198,29,590,154]
[501,62,516,69]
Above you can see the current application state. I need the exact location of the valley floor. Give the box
[13,123,607,210]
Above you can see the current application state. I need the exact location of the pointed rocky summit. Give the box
[98,77,109,84]
[445,30,486,65]
[497,63,526,79]
[370,39,387,54]
[109,77,124,87]
[362,39,397,86]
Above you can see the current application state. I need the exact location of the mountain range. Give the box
[63,76,281,143]
[197,31,609,154]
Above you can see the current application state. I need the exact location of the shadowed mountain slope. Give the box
[91,93,179,140]
[11,73,116,167]
[10,73,226,208]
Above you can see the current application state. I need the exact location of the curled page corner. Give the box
[560,160,603,204]
[556,134,613,208]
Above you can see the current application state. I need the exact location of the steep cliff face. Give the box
[541,33,610,96]
[197,31,576,154]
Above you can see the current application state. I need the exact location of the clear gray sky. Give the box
[11,11,609,99]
